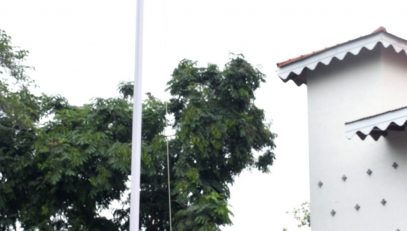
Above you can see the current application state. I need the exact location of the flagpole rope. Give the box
[162,1,172,230]
[165,102,173,231]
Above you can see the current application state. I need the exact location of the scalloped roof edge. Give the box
[345,106,407,141]
[276,27,407,86]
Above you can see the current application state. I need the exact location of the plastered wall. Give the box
[307,46,407,231]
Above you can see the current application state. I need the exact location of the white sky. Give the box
[2,0,407,230]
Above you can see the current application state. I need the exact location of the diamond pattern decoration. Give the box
[342,175,347,182]
[314,161,401,222]
[381,198,387,206]
[330,209,336,216]
[393,162,399,169]
[318,181,323,188]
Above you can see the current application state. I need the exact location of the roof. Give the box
[276,27,407,86]
[345,106,407,140]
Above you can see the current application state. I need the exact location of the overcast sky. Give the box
[2,0,407,230]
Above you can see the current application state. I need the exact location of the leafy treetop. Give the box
[0,29,276,231]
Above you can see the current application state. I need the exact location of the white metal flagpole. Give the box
[130,0,144,230]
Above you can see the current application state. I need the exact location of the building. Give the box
[277,27,407,231]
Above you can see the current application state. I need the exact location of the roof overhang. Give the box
[345,107,407,140]
[276,28,407,86]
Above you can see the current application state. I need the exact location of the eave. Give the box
[276,27,407,86]
[345,107,407,140]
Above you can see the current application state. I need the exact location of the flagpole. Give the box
[130,0,144,230]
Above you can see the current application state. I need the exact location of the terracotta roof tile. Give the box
[276,27,387,68]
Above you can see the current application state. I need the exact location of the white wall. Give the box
[307,46,407,231]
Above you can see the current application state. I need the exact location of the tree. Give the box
[28,96,132,230]
[0,29,276,230]
[166,58,276,230]
[116,57,277,230]
[290,202,310,228]
[0,29,43,230]
[0,29,132,230]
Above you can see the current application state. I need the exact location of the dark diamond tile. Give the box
[393,162,399,169]
[318,181,323,188]
[381,198,387,206]
[330,209,336,216]
[342,175,347,182]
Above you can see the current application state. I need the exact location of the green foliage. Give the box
[290,202,311,228]
[167,57,276,229]
[0,29,276,230]
[29,97,132,230]
[0,30,29,81]
[0,30,40,230]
